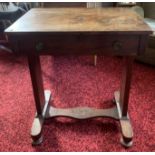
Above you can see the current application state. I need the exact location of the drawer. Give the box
[18,34,140,56]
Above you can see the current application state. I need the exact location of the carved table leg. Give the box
[114,56,134,147]
[28,54,51,145]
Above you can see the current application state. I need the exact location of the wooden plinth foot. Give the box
[119,118,133,147]
[114,91,133,147]
[31,90,51,145]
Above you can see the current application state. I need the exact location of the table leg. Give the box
[120,56,134,116]
[114,56,134,147]
[28,54,51,145]
[27,55,134,147]
[94,55,97,66]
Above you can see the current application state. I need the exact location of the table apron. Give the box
[8,34,147,56]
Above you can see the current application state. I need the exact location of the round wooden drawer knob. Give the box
[113,41,123,51]
[36,42,44,52]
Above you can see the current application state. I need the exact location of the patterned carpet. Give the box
[0,52,155,151]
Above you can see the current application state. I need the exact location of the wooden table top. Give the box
[5,8,152,34]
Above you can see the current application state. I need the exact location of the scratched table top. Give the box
[5,8,152,33]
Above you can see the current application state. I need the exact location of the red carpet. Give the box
[0,53,155,152]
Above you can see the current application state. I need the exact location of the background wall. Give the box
[142,2,155,19]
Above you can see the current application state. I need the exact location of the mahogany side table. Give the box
[5,8,152,147]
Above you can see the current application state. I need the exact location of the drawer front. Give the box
[18,34,140,55]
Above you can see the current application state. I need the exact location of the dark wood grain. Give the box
[120,56,134,116]
[45,106,119,120]
[15,34,139,56]
[138,35,149,54]
[28,54,45,114]
[5,8,152,33]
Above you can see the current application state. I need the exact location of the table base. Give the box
[31,90,133,147]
